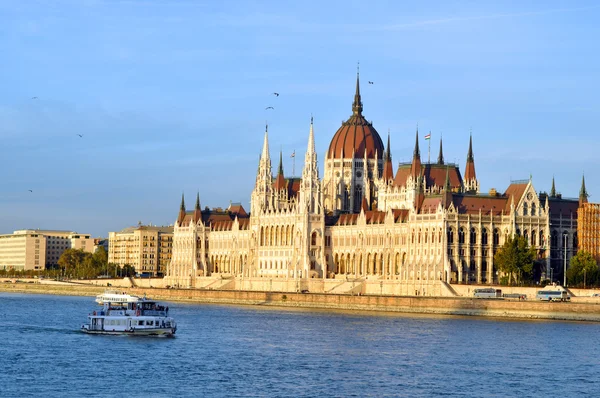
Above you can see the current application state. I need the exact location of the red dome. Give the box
[326,74,384,159]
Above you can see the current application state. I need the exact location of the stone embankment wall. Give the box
[2,280,600,322]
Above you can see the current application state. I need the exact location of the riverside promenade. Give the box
[2,279,600,322]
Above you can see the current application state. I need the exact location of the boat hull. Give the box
[81,326,176,337]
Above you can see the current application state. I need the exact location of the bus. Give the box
[536,290,570,302]
[473,288,502,298]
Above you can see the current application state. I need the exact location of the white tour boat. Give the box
[95,289,140,305]
[81,292,176,336]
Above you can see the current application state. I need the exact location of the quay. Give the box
[2,278,600,322]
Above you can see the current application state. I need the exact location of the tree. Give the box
[567,250,598,287]
[493,235,535,285]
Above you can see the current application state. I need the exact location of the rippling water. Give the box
[1,293,599,397]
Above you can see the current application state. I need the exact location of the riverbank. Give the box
[2,281,600,322]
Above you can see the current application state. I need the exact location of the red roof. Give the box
[451,195,508,215]
[394,163,463,190]
[503,183,528,213]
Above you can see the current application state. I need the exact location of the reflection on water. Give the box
[1,293,599,397]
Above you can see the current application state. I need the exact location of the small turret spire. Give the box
[580,173,589,204]
[413,125,420,159]
[467,131,474,162]
[195,192,200,210]
[385,129,391,161]
[180,192,185,211]
[278,150,284,175]
[437,135,445,165]
[550,176,556,197]
[444,166,451,191]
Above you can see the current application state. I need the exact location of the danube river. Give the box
[1,293,599,397]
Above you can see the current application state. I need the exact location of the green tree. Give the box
[567,250,598,287]
[57,249,92,279]
[493,235,535,285]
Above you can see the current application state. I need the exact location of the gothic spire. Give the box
[195,192,200,210]
[180,192,185,211]
[413,126,420,159]
[467,132,474,162]
[382,129,394,181]
[410,126,422,179]
[437,135,445,165]
[307,115,315,154]
[278,150,284,176]
[464,132,476,181]
[261,124,270,161]
[352,67,363,116]
[580,174,589,204]
[550,176,556,197]
[385,129,391,162]
[444,166,451,191]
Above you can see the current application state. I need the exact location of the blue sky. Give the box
[1,0,599,237]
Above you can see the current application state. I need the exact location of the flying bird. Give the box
[31,96,38,99]
[28,190,33,193]
[273,92,279,97]
[368,81,374,85]
[265,106,274,110]
[77,134,83,138]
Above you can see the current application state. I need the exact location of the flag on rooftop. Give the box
[424,133,431,140]
[290,151,295,158]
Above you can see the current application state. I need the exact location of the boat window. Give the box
[138,321,144,326]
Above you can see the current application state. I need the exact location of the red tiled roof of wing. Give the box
[452,195,508,215]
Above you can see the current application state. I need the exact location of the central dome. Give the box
[327,75,384,159]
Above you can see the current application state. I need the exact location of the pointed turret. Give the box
[442,166,453,208]
[307,115,316,155]
[579,174,589,205]
[437,136,445,165]
[464,132,478,193]
[193,192,202,223]
[261,124,270,161]
[352,71,363,116]
[410,127,421,179]
[550,176,556,197]
[252,123,274,214]
[274,150,286,191]
[382,130,394,182]
[177,193,186,224]
[300,115,321,214]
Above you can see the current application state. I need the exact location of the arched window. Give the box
[524,230,529,244]
[424,228,429,244]
[523,202,528,216]
[493,228,500,245]
[531,230,536,246]
[516,229,521,236]
[539,231,544,247]
[459,228,465,244]
[531,203,537,216]
[311,231,318,246]
[418,228,422,244]
[470,227,477,245]
[447,228,454,244]
[482,228,488,245]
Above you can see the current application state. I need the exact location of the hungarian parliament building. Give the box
[165,75,587,294]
